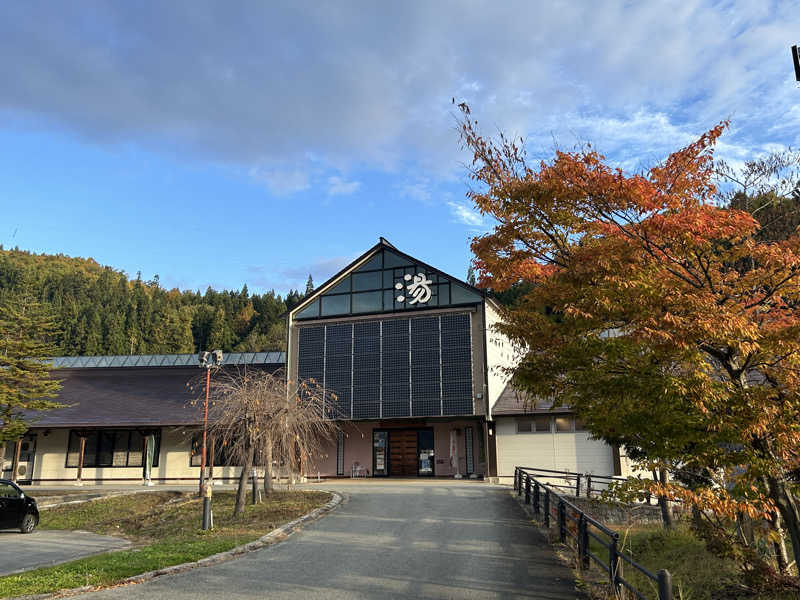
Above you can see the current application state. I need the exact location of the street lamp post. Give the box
[198,350,223,530]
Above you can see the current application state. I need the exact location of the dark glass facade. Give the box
[297,313,474,419]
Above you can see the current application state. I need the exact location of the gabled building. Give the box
[287,238,511,478]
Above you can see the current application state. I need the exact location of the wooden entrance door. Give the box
[389,430,418,476]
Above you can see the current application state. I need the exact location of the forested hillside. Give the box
[0,247,305,356]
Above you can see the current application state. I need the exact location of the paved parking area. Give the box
[74,480,579,599]
[0,530,131,576]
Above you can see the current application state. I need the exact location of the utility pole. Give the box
[198,350,223,530]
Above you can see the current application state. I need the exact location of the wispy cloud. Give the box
[398,177,432,203]
[327,176,361,196]
[248,165,310,195]
[448,200,484,229]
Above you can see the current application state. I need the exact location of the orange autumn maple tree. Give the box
[458,106,800,576]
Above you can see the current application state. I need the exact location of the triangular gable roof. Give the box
[290,238,485,320]
[491,382,572,416]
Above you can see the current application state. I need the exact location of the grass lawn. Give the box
[580,523,797,600]
[0,489,331,598]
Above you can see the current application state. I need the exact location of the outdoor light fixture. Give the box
[198,349,223,530]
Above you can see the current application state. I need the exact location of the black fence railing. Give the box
[515,466,628,498]
[515,466,673,600]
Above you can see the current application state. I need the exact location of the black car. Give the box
[0,479,39,533]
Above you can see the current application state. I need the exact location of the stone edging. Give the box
[16,490,343,600]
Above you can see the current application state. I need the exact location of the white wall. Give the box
[485,301,517,415]
[494,416,615,481]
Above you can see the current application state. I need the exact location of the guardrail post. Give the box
[544,489,550,528]
[525,475,531,504]
[575,473,581,497]
[657,569,673,600]
[609,534,623,598]
[514,467,518,491]
[533,482,540,515]
[586,475,592,498]
[577,513,589,569]
[558,499,566,543]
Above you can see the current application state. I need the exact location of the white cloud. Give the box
[398,177,433,203]
[448,200,484,228]
[248,165,310,196]
[0,2,797,185]
[327,176,361,196]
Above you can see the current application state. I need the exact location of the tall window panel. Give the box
[352,321,381,419]
[297,326,325,386]
[325,323,353,419]
[411,316,441,416]
[441,313,473,415]
[381,318,410,417]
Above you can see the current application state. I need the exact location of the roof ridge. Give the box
[48,351,286,369]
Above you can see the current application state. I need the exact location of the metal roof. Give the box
[49,352,286,369]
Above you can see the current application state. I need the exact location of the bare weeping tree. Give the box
[208,368,339,516]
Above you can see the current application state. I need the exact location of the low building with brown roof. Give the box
[1,353,283,485]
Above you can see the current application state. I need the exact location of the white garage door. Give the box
[494,415,614,479]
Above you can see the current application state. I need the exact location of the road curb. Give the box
[13,490,343,600]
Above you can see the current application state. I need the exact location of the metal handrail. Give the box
[515,466,673,600]
[517,465,660,504]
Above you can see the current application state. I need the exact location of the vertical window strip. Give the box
[337,431,344,476]
[468,313,474,413]
[465,426,475,474]
[379,320,383,419]
[322,325,328,416]
[408,318,413,416]
[350,323,355,419]
[438,315,443,416]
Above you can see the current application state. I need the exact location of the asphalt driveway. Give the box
[75,480,578,599]
[0,529,131,576]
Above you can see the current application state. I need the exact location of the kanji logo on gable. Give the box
[395,273,433,305]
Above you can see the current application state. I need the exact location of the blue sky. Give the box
[1,1,798,295]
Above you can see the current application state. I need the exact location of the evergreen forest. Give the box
[0,246,307,356]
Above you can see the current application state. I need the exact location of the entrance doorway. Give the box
[389,430,416,476]
[378,429,435,477]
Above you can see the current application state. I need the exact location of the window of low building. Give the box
[190,435,239,467]
[554,416,573,432]
[574,418,586,431]
[517,416,552,433]
[66,430,161,468]
[534,416,552,432]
